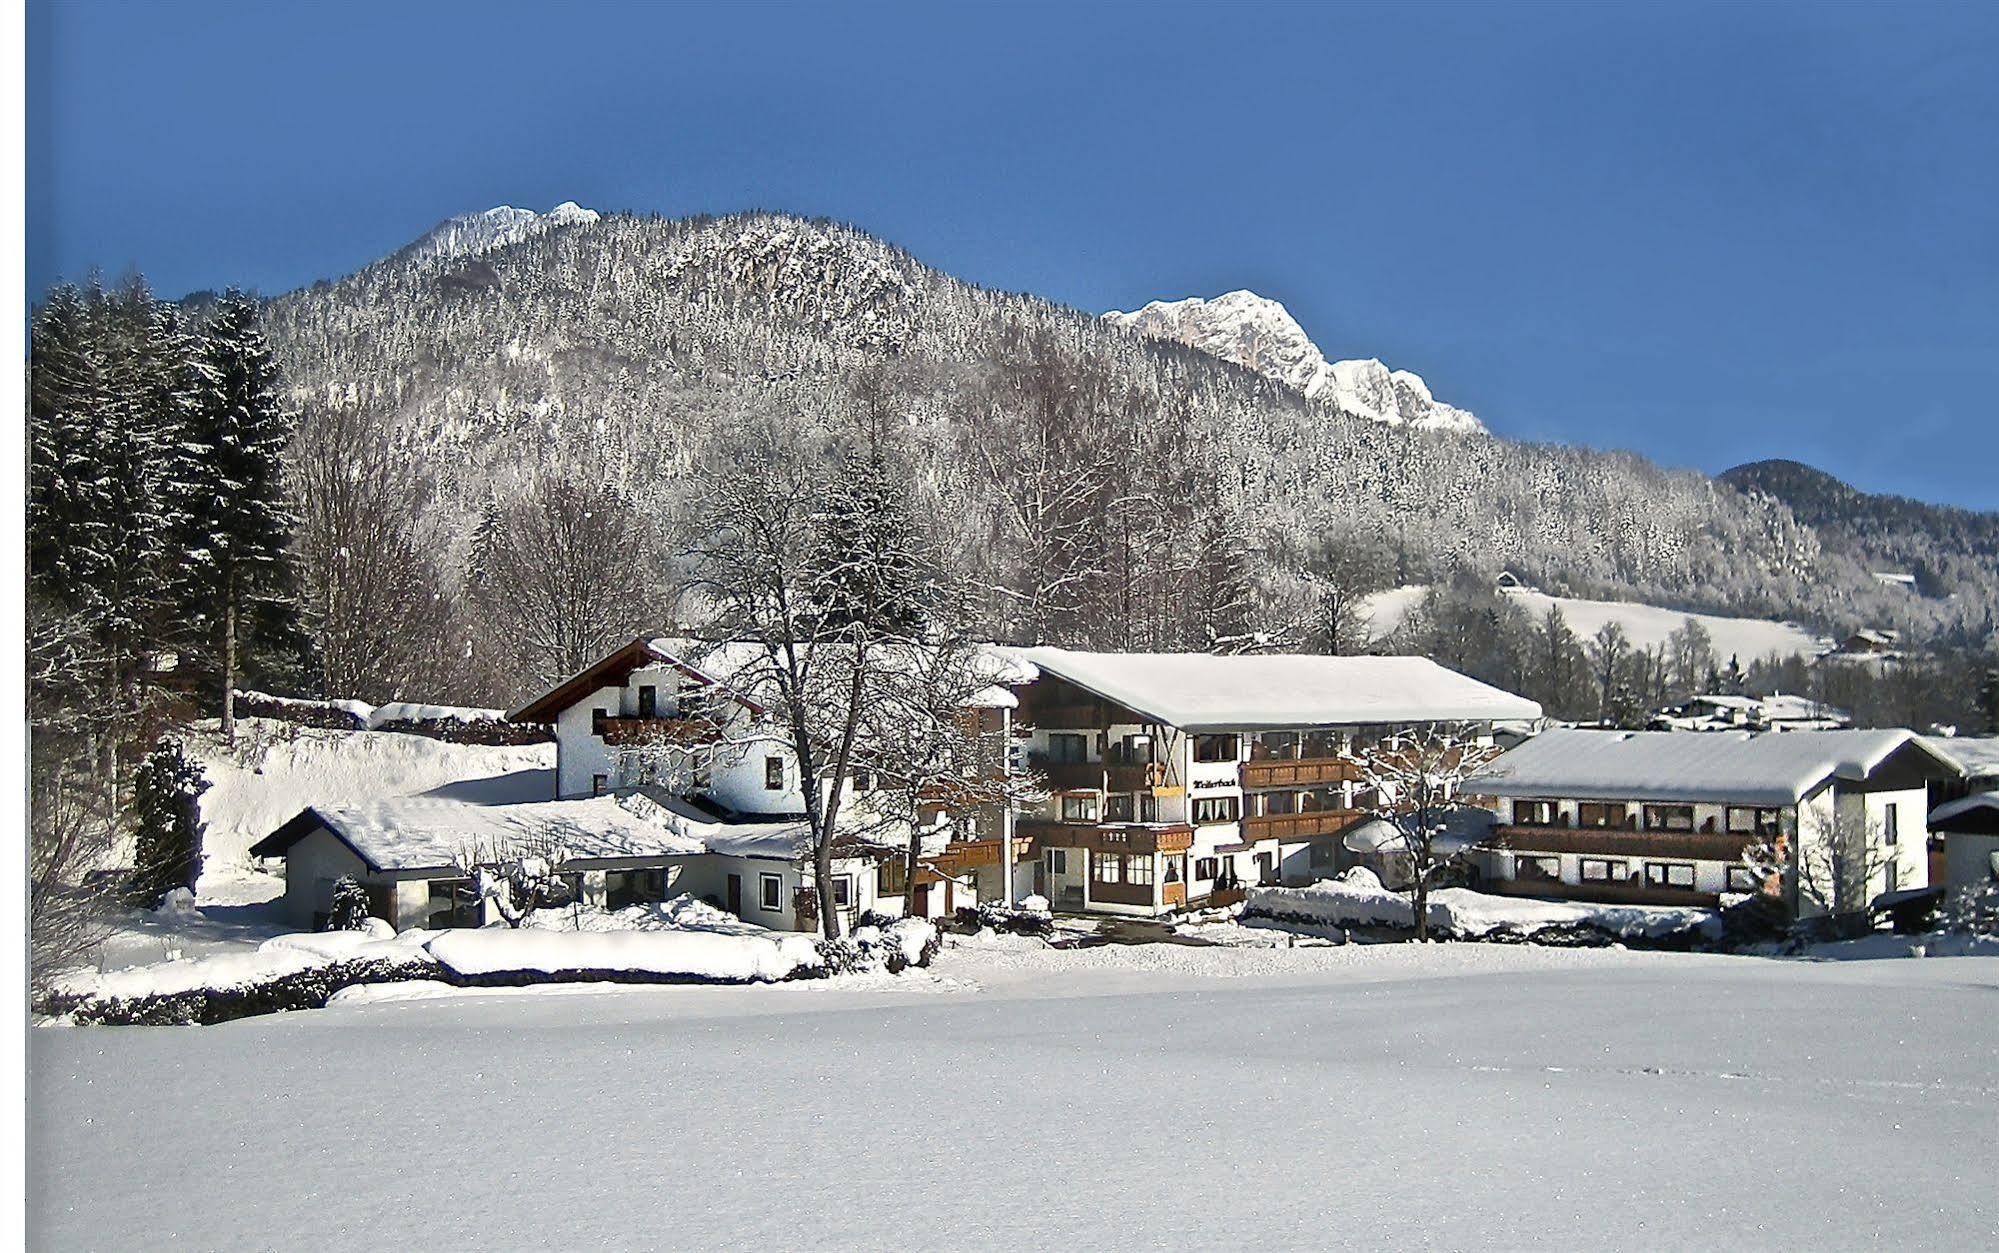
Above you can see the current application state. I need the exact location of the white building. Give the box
[1004,648,1543,916]
[1464,728,1960,916]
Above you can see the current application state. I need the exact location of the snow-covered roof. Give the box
[1929,792,1999,829]
[252,796,707,874]
[1007,648,1541,731]
[1465,728,1958,807]
[1927,736,1999,780]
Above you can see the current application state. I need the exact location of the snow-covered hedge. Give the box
[228,690,551,744]
[425,928,820,984]
[1244,869,1714,946]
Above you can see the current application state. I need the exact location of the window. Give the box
[877,859,907,895]
[591,707,608,736]
[1883,804,1899,846]
[1195,857,1219,881]
[1578,802,1628,830]
[1255,732,1300,761]
[1515,800,1559,826]
[1643,804,1695,832]
[1139,793,1159,823]
[427,878,478,928]
[1192,795,1240,825]
[637,685,657,718]
[1645,862,1696,890]
[1114,734,1154,765]
[1048,732,1089,764]
[833,875,853,909]
[1726,865,1763,893]
[1515,855,1560,882]
[1124,855,1155,886]
[591,773,608,796]
[764,756,784,791]
[1046,849,1068,875]
[1104,794,1135,822]
[1262,792,1298,816]
[606,868,666,910]
[1579,858,1624,883]
[1164,858,1182,884]
[759,873,782,911]
[1193,735,1239,763]
[1726,806,1782,836]
[1092,852,1123,883]
[1061,794,1099,823]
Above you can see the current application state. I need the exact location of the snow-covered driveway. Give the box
[30,945,1999,1250]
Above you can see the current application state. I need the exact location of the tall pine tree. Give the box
[182,293,300,740]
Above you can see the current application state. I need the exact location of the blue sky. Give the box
[27,0,1999,509]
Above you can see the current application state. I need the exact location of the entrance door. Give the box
[726,873,743,916]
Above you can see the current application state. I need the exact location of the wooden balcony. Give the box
[598,716,719,747]
[1020,702,1106,729]
[1036,759,1104,792]
[1490,825,1757,862]
[1480,876,1722,909]
[1241,808,1364,842]
[1087,879,1157,907]
[1105,761,1167,792]
[1240,757,1360,789]
[932,836,1035,871]
[1019,820,1195,854]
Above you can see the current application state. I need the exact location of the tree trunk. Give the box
[220,571,238,744]
[903,826,923,920]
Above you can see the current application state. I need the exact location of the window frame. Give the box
[1642,803,1696,833]
[1193,734,1239,764]
[1060,793,1099,823]
[1192,795,1241,826]
[1579,857,1624,883]
[764,755,785,791]
[832,875,853,909]
[1516,799,1559,826]
[1577,802,1627,830]
[1644,861,1697,890]
[1515,854,1561,882]
[759,873,782,911]
[1725,865,1763,893]
[1092,852,1123,884]
[1194,856,1219,881]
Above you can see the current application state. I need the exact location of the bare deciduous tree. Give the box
[1350,724,1503,941]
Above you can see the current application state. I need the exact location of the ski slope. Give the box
[1364,585,1827,662]
[29,942,1999,1250]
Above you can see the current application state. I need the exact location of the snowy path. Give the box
[30,944,1999,1250]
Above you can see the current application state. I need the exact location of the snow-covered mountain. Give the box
[398,201,601,265]
[1103,290,1485,434]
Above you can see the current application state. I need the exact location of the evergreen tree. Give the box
[323,876,373,931]
[181,294,300,739]
[127,740,209,908]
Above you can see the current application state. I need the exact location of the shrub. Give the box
[323,876,374,932]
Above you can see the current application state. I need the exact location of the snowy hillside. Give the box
[188,720,554,883]
[1103,290,1485,433]
[1363,584,1828,662]
[396,200,600,266]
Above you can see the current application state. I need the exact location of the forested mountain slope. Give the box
[259,210,1994,692]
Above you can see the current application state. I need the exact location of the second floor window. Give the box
[765,756,784,790]
[1047,733,1089,764]
[1192,795,1240,825]
[1104,794,1135,822]
[1578,802,1628,830]
[1061,794,1098,823]
[1883,804,1899,845]
[1726,806,1782,836]
[1643,804,1695,833]
[1515,800,1558,826]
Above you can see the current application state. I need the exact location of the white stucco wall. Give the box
[280,828,371,927]
[1945,832,1999,892]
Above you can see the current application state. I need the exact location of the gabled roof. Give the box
[1007,648,1541,732]
[1926,736,1999,781]
[1466,728,1961,807]
[248,796,708,874]
[1929,791,1999,833]
[508,638,763,723]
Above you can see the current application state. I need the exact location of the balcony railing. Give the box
[599,716,720,747]
[1018,820,1195,854]
[1240,757,1360,789]
[1490,825,1758,862]
[1105,761,1167,792]
[1241,809,1363,842]
[1034,759,1104,791]
[931,835,1035,871]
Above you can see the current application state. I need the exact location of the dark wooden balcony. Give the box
[932,835,1035,871]
[1019,820,1195,854]
[1240,757,1360,789]
[598,716,720,747]
[1035,759,1104,791]
[1241,808,1364,842]
[1105,761,1167,792]
[1490,825,1757,862]
[1020,702,1106,729]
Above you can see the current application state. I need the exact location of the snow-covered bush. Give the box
[323,876,374,932]
[955,901,1054,937]
[127,740,208,908]
[817,917,940,975]
[1942,880,1999,938]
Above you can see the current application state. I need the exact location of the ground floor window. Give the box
[1124,855,1156,886]
[606,867,666,910]
[1725,865,1763,892]
[1047,848,1069,875]
[1645,862,1697,890]
[1194,856,1218,881]
[878,858,908,896]
[1579,858,1625,883]
[833,875,854,909]
[427,878,479,928]
[1093,852,1122,884]
[759,873,782,911]
[1515,855,1561,882]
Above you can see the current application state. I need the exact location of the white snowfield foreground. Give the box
[30,943,1999,1250]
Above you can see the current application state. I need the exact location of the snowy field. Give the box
[1364,585,1827,662]
[30,940,1999,1250]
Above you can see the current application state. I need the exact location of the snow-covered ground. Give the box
[1363,584,1827,662]
[29,939,1999,1249]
